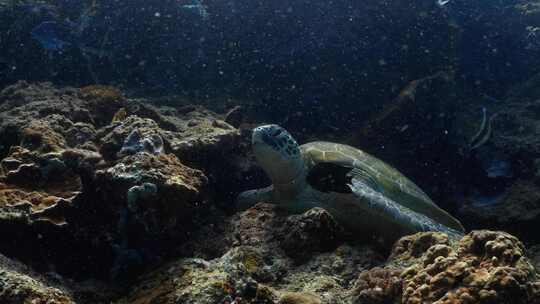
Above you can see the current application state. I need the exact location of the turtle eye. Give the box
[272,129,283,137]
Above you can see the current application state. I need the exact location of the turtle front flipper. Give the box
[348,176,464,239]
[237,186,274,211]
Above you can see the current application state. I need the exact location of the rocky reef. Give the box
[116,203,540,304]
[0,81,239,280]
[0,81,540,303]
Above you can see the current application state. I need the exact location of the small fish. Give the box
[437,0,451,6]
[469,107,497,151]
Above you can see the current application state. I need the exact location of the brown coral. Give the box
[392,230,539,304]
[350,267,402,304]
[80,85,125,126]
[80,85,124,103]
[20,121,67,153]
[0,146,83,226]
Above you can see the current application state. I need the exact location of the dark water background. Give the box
[1,0,540,240]
[2,0,537,103]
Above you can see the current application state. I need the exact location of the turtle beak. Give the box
[251,128,265,146]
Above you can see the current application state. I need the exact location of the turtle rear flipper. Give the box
[348,177,463,239]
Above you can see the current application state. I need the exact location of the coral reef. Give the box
[0,251,114,304]
[349,267,402,304]
[117,202,540,304]
[117,203,383,304]
[392,231,540,304]
[0,253,76,304]
[94,151,207,249]
[124,102,240,166]
[0,81,237,279]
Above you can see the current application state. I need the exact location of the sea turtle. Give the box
[237,124,465,245]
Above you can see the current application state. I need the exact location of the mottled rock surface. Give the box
[0,252,76,304]
[118,203,540,304]
[118,203,383,304]
[125,102,240,166]
[0,81,238,280]
[0,252,116,304]
[349,267,402,304]
[279,207,344,263]
[460,181,540,231]
[391,231,540,304]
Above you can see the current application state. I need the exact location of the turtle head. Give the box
[252,124,304,186]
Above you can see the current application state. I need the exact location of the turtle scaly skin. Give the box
[237,125,464,245]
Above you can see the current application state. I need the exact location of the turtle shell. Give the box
[301,141,465,232]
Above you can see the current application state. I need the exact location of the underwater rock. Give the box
[118,128,164,157]
[97,102,241,200]
[390,230,540,304]
[0,253,75,304]
[0,252,114,304]
[116,255,266,304]
[93,151,207,281]
[115,198,540,304]
[148,103,240,166]
[96,152,205,197]
[279,207,344,263]
[278,292,322,304]
[231,203,288,247]
[98,115,163,160]
[0,81,241,183]
[95,152,207,243]
[0,82,236,281]
[0,146,82,225]
[20,119,67,153]
[349,267,403,304]
[0,144,111,277]
[118,203,382,304]
[79,85,126,127]
[459,181,540,239]
[0,82,113,133]
[528,244,540,273]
